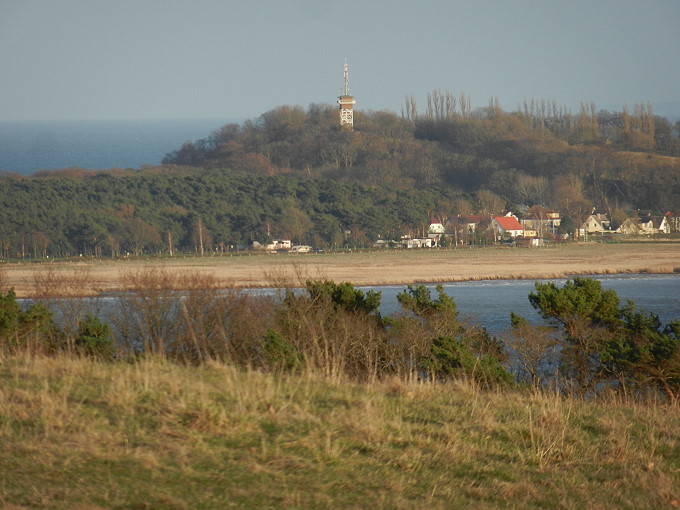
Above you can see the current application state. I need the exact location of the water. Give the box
[19,274,680,338]
[0,119,238,173]
[367,273,680,336]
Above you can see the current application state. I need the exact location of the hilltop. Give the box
[163,99,680,215]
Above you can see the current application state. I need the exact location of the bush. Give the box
[305,280,382,315]
[518,277,680,399]
[424,335,513,387]
[393,284,511,386]
[0,289,57,353]
[261,328,302,372]
[276,280,393,381]
[75,314,115,360]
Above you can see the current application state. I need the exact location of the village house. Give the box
[521,227,539,238]
[265,239,292,251]
[490,215,524,238]
[546,210,561,229]
[376,233,435,249]
[650,216,671,234]
[427,218,446,238]
[290,245,312,253]
[640,216,670,234]
[458,214,490,234]
[665,213,680,233]
[616,218,642,235]
[640,218,656,235]
[616,215,670,235]
[580,213,612,235]
[402,237,434,249]
[521,209,561,237]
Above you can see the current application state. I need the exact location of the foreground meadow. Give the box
[1,353,679,509]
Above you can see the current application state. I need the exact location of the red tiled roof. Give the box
[494,216,523,231]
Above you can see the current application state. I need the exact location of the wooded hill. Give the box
[163,99,680,213]
[1,98,679,258]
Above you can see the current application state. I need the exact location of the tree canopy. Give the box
[162,100,680,214]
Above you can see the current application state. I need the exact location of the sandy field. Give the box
[2,242,679,297]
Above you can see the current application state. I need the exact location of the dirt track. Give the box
[2,242,679,297]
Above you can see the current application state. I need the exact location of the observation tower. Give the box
[337,58,356,130]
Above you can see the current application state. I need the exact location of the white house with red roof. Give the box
[427,218,446,237]
[491,215,524,238]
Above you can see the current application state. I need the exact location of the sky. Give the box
[1,0,679,121]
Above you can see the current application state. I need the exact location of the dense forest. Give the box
[1,95,680,258]
[0,171,462,257]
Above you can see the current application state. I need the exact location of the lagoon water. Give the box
[366,273,680,336]
[19,274,680,340]
[214,274,680,336]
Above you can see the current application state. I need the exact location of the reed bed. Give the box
[2,241,680,297]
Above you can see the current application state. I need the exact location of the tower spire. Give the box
[343,57,350,96]
[337,57,356,130]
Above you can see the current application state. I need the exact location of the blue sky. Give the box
[1,0,679,121]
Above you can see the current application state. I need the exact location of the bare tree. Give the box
[476,189,505,214]
[190,218,213,256]
[459,92,471,117]
[488,96,502,120]
[426,89,457,119]
[402,95,418,120]
[551,175,591,223]
[507,314,558,388]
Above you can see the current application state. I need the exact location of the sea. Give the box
[0,119,238,174]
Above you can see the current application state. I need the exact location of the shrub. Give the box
[305,280,382,315]
[75,314,115,360]
[424,335,514,387]
[0,289,57,353]
[261,328,302,372]
[519,277,680,399]
[394,284,511,386]
[0,289,22,341]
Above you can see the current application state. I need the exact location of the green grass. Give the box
[1,353,679,509]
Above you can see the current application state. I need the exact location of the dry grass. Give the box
[1,242,680,297]
[1,353,679,509]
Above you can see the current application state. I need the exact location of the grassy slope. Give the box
[1,354,679,509]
